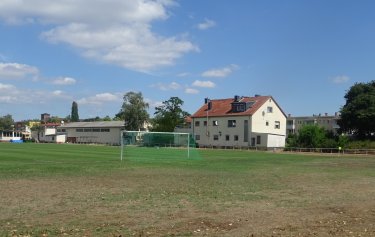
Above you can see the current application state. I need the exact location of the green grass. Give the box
[0,143,374,236]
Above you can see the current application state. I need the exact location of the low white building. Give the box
[191,95,287,149]
[32,123,66,143]
[58,121,125,145]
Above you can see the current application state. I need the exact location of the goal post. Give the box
[120,131,195,161]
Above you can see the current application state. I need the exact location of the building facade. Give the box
[286,113,340,136]
[58,121,125,145]
[191,95,287,149]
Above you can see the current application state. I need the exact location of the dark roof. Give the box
[59,121,125,128]
[191,96,285,118]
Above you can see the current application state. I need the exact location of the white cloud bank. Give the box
[192,80,215,88]
[0,0,198,72]
[78,92,122,105]
[201,64,239,78]
[52,77,76,85]
[0,63,39,79]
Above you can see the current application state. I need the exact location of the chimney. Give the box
[204,98,209,104]
[234,95,240,102]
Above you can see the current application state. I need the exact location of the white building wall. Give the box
[65,127,122,145]
[192,98,286,148]
[267,134,286,148]
[251,98,286,136]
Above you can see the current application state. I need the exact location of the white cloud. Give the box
[0,1,198,72]
[201,64,239,78]
[0,83,16,90]
[78,92,122,105]
[192,80,215,88]
[52,77,76,85]
[332,75,350,84]
[152,81,181,91]
[185,88,199,94]
[0,83,72,104]
[0,63,39,79]
[197,18,216,30]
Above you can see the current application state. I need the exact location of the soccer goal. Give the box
[120,131,196,161]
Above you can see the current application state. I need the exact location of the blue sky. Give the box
[0,0,374,121]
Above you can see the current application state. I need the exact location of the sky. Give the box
[0,0,374,121]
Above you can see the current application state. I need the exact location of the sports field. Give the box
[0,143,374,236]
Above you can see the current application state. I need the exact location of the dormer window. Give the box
[231,102,246,113]
[231,100,255,113]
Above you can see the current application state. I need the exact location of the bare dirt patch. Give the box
[1,167,374,237]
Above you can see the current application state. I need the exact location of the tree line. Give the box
[1,80,374,148]
[115,92,190,132]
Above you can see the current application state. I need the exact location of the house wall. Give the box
[193,115,253,147]
[251,98,286,136]
[65,127,122,145]
[192,98,286,148]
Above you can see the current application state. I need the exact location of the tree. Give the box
[0,114,14,130]
[338,80,375,139]
[286,124,338,148]
[116,92,149,131]
[297,125,327,148]
[71,101,79,122]
[151,96,190,132]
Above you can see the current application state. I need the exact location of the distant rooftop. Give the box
[60,121,125,128]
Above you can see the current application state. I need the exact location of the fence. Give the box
[283,147,375,155]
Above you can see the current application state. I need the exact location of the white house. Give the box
[58,121,125,145]
[32,123,66,143]
[191,95,287,149]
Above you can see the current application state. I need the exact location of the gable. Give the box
[191,96,280,118]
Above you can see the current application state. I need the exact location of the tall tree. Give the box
[117,92,149,131]
[338,80,375,138]
[0,114,14,130]
[71,101,79,122]
[152,96,190,132]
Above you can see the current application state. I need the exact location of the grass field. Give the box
[0,143,374,236]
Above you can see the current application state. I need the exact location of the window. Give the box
[225,135,230,141]
[267,106,273,113]
[195,135,200,140]
[76,129,83,132]
[213,135,219,140]
[266,121,269,126]
[234,135,239,141]
[275,121,280,129]
[101,128,110,132]
[228,120,236,127]
[257,135,261,144]
[195,121,200,127]
[203,121,207,126]
[231,102,246,112]
[84,128,92,132]
[213,120,218,126]
[93,128,100,132]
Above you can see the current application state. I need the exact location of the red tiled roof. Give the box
[191,96,273,118]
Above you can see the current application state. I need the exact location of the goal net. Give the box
[120,131,200,161]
